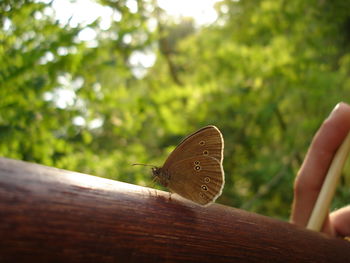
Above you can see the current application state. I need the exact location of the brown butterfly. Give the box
[149,126,225,206]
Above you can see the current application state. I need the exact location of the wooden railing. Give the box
[0,157,349,262]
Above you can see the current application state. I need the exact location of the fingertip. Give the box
[330,206,350,237]
[291,102,350,227]
[328,102,350,120]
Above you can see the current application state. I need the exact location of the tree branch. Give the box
[0,157,349,262]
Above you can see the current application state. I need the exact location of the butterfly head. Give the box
[132,163,170,187]
[151,167,170,187]
[151,166,161,177]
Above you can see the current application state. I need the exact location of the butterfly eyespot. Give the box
[199,192,209,201]
[199,141,205,146]
[194,161,200,165]
[201,185,208,191]
[203,150,209,155]
[204,177,211,183]
[194,165,201,171]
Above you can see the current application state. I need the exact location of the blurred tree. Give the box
[1,0,349,219]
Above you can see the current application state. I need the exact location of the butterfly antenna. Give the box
[132,163,156,168]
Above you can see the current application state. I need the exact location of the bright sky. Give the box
[51,0,219,30]
[43,0,219,121]
[157,0,219,25]
[49,0,220,77]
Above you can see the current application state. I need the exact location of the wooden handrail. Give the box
[0,157,349,262]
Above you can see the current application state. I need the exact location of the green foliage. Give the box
[1,0,350,220]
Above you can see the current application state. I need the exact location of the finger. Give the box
[291,102,350,229]
[330,206,350,237]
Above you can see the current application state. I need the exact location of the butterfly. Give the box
[151,126,225,206]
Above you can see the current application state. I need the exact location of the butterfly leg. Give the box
[146,188,152,197]
[147,177,158,196]
[145,188,159,200]
[168,192,173,202]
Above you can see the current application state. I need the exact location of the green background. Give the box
[1,0,350,220]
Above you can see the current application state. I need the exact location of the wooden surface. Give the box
[0,157,349,262]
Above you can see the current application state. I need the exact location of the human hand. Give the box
[291,102,350,237]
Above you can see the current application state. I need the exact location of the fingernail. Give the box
[329,102,343,118]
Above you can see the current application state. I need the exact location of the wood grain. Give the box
[0,157,349,262]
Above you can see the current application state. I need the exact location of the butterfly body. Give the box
[152,126,225,206]
[152,167,170,187]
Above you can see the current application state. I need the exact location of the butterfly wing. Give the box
[163,126,224,168]
[166,155,224,206]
